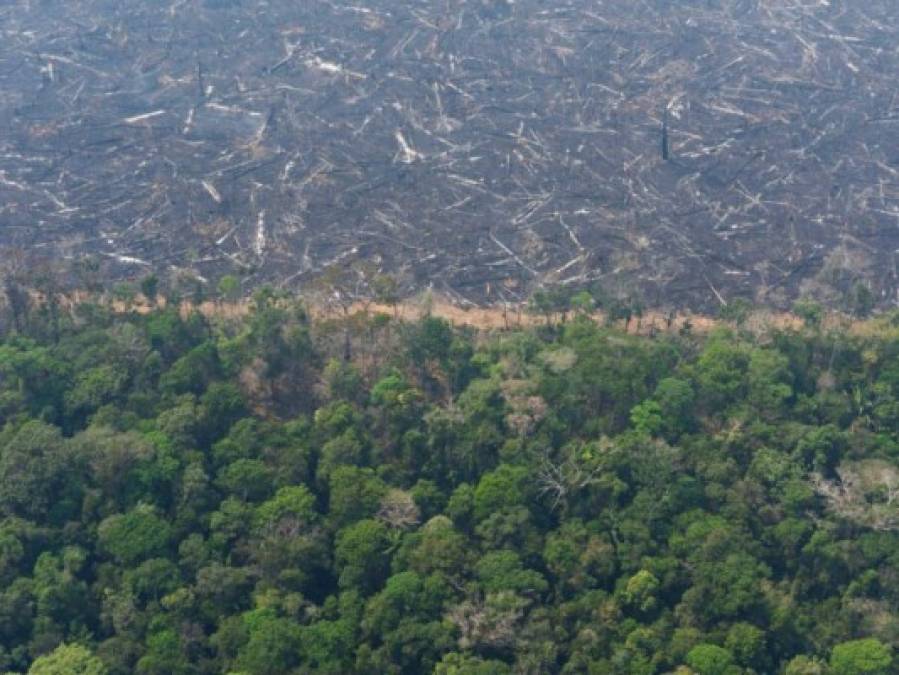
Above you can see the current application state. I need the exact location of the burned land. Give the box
[1,0,899,311]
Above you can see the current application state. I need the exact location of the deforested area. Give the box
[0,293,899,674]
[2,0,899,310]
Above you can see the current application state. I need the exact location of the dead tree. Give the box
[812,460,899,531]
[2,275,30,335]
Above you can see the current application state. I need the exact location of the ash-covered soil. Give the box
[2,0,899,310]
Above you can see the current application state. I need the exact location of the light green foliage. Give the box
[370,371,422,425]
[785,655,827,674]
[27,643,107,675]
[681,552,771,626]
[830,638,892,675]
[630,399,664,436]
[724,622,767,669]
[621,569,660,613]
[685,643,737,675]
[434,652,513,674]
[0,340,69,418]
[254,485,317,532]
[363,571,429,636]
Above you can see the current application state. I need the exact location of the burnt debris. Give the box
[1,0,899,310]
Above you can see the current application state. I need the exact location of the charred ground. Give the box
[2,0,899,311]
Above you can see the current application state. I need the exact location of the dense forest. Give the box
[0,287,898,674]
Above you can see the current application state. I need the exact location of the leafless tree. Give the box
[447,592,527,651]
[536,448,603,512]
[377,489,421,530]
[315,261,380,362]
[501,378,548,438]
[811,460,899,531]
[1,247,31,334]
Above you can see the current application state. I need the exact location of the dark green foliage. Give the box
[140,275,159,304]
[0,299,898,673]
[97,505,172,565]
[335,519,392,593]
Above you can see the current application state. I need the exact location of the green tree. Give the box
[217,275,241,302]
[543,519,615,596]
[140,275,159,304]
[793,298,823,328]
[370,371,424,439]
[718,298,753,325]
[685,643,737,675]
[621,569,660,614]
[328,466,386,527]
[0,420,81,522]
[64,365,126,422]
[630,400,664,436]
[433,652,512,674]
[254,485,317,532]
[785,655,826,674]
[359,571,453,672]
[724,622,768,670]
[250,485,327,589]
[473,464,530,522]
[694,331,749,411]
[299,615,357,672]
[403,515,470,577]
[135,625,191,675]
[653,377,696,438]
[334,519,391,593]
[569,290,596,316]
[28,643,107,675]
[475,550,548,596]
[235,612,302,675]
[0,339,69,421]
[847,282,874,319]
[830,638,892,675]
[747,348,793,418]
[216,459,274,502]
[6,281,899,675]
[98,504,172,565]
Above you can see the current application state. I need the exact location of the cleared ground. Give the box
[2,0,899,310]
